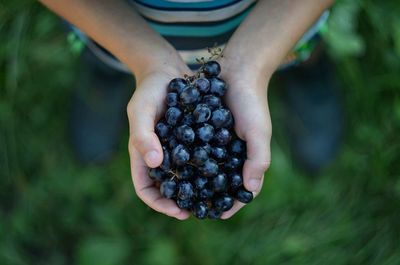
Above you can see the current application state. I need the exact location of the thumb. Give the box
[127,101,163,168]
[242,128,271,193]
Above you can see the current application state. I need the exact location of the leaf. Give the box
[323,0,365,57]
[76,237,129,265]
[143,238,179,265]
[393,18,400,57]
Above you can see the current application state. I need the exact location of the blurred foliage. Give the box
[1,0,400,265]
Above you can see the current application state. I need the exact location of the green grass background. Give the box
[1,1,400,264]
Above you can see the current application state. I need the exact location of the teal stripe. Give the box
[147,8,250,37]
[134,0,240,9]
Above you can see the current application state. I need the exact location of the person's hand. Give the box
[127,55,271,220]
[218,57,272,219]
[127,61,193,220]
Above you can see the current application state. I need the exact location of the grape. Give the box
[150,60,253,220]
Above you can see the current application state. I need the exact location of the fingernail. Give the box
[248,178,261,191]
[144,150,159,167]
[172,208,183,217]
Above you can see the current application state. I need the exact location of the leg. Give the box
[69,47,134,163]
[279,52,343,173]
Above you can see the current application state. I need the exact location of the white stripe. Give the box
[80,10,328,72]
[128,0,256,23]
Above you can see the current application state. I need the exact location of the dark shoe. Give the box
[69,48,134,164]
[279,55,343,173]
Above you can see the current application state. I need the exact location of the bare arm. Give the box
[40,0,192,219]
[40,0,334,220]
[222,0,334,80]
[219,0,333,218]
[39,0,188,80]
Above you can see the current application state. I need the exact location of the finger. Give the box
[242,128,271,193]
[138,187,190,220]
[127,100,163,168]
[129,146,190,220]
[220,177,263,219]
[220,201,245,219]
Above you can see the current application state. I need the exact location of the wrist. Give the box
[128,48,190,84]
[217,53,271,93]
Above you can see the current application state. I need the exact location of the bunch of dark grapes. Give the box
[150,60,253,219]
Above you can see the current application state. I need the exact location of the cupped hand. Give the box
[127,63,192,220]
[218,59,272,219]
[127,56,271,220]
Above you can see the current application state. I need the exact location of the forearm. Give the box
[221,0,333,84]
[40,0,185,79]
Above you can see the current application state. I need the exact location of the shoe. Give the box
[279,54,343,173]
[69,48,134,164]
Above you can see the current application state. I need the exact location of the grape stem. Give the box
[168,170,178,180]
[190,44,224,80]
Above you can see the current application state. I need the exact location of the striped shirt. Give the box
[69,0,329,72]
[128,0,257,65]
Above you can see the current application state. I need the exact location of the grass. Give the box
[1,1,400,265]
